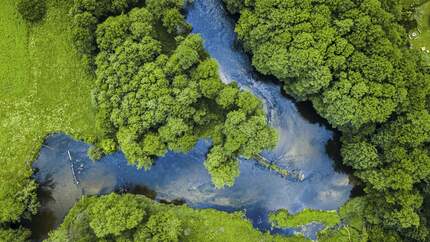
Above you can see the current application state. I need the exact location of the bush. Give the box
[17,0,46,23]
[100,138,116,154]
[87,146,103,161]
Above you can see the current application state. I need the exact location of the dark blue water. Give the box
[31,0,352,240]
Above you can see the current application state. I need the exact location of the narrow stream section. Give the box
[31,0,352,240]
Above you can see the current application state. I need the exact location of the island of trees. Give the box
[224,0,430,241]
[71,0,277,188]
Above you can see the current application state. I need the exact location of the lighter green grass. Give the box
[270,209,341,228]
[411,1,430,63]
[0,0,95,221]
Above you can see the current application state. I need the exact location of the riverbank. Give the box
[46,193,310,242]
[411,1,430,64]
[0,0,95,225]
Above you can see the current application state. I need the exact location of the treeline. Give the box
[223,0,430,241]
[71,0,277,188]
[46,193,308,242]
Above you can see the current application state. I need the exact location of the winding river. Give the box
[30,0,352,240]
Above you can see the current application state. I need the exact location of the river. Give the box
[30,0,352,240]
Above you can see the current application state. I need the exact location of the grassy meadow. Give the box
[0,0,95,221]
[411,1,430,63]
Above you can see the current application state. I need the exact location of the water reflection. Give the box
[31,0,352,240]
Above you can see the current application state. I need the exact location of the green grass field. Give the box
[411,1,430,63]
[0,0,96,221]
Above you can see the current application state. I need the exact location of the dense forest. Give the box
[223,0,430,241]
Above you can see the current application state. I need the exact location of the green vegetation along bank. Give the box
[46,193,310,242]
[269,209,340,228]
[223,0,430,241]
[269,198,369,242]
[1,0,96,238]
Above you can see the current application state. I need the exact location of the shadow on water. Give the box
[116,184,157,200]
[117,184,186,205]
[36,174,56,204]
[26,171,58,241]
[29,209,56,241]
[325,131,342,165]
[159,198,187,206]
[295,101,330,127]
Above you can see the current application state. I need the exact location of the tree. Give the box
[232,0,417,129]
[162,8,191,34]
[223,0,244,14]
[143,211,183,242]
[205,146,240,188]
[88,193,145,238]
[17,0,46,23]
[0,163,38,223]
[341,141,380,170]
[228,0,430,240]
[87,146,103,161]
[0,228,30,242]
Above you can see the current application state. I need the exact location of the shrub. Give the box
[87,146,103,161]
[17,0,46,23]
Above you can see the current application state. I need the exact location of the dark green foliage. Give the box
[87,146,103,161]
[205,146,240,188]
[223,0,244,14]
[89,5,276,188]
[88,193,145,237]
[0,227,30,242]
[233,0,421,129]
[17,0,46,23]
[227,0,430,240]
[317,198,369,242]
[68,0,277,189]
[341,141,380,170]
[0,172,38,223]
[161,7,191,35]
[141,211,182,242]
[70,0,141,68]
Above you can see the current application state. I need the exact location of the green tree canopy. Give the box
[233,0,424,129]
[88,193,145,238]
[70,3,277,188]
[17,0,46,23]
[226,0,430,240]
